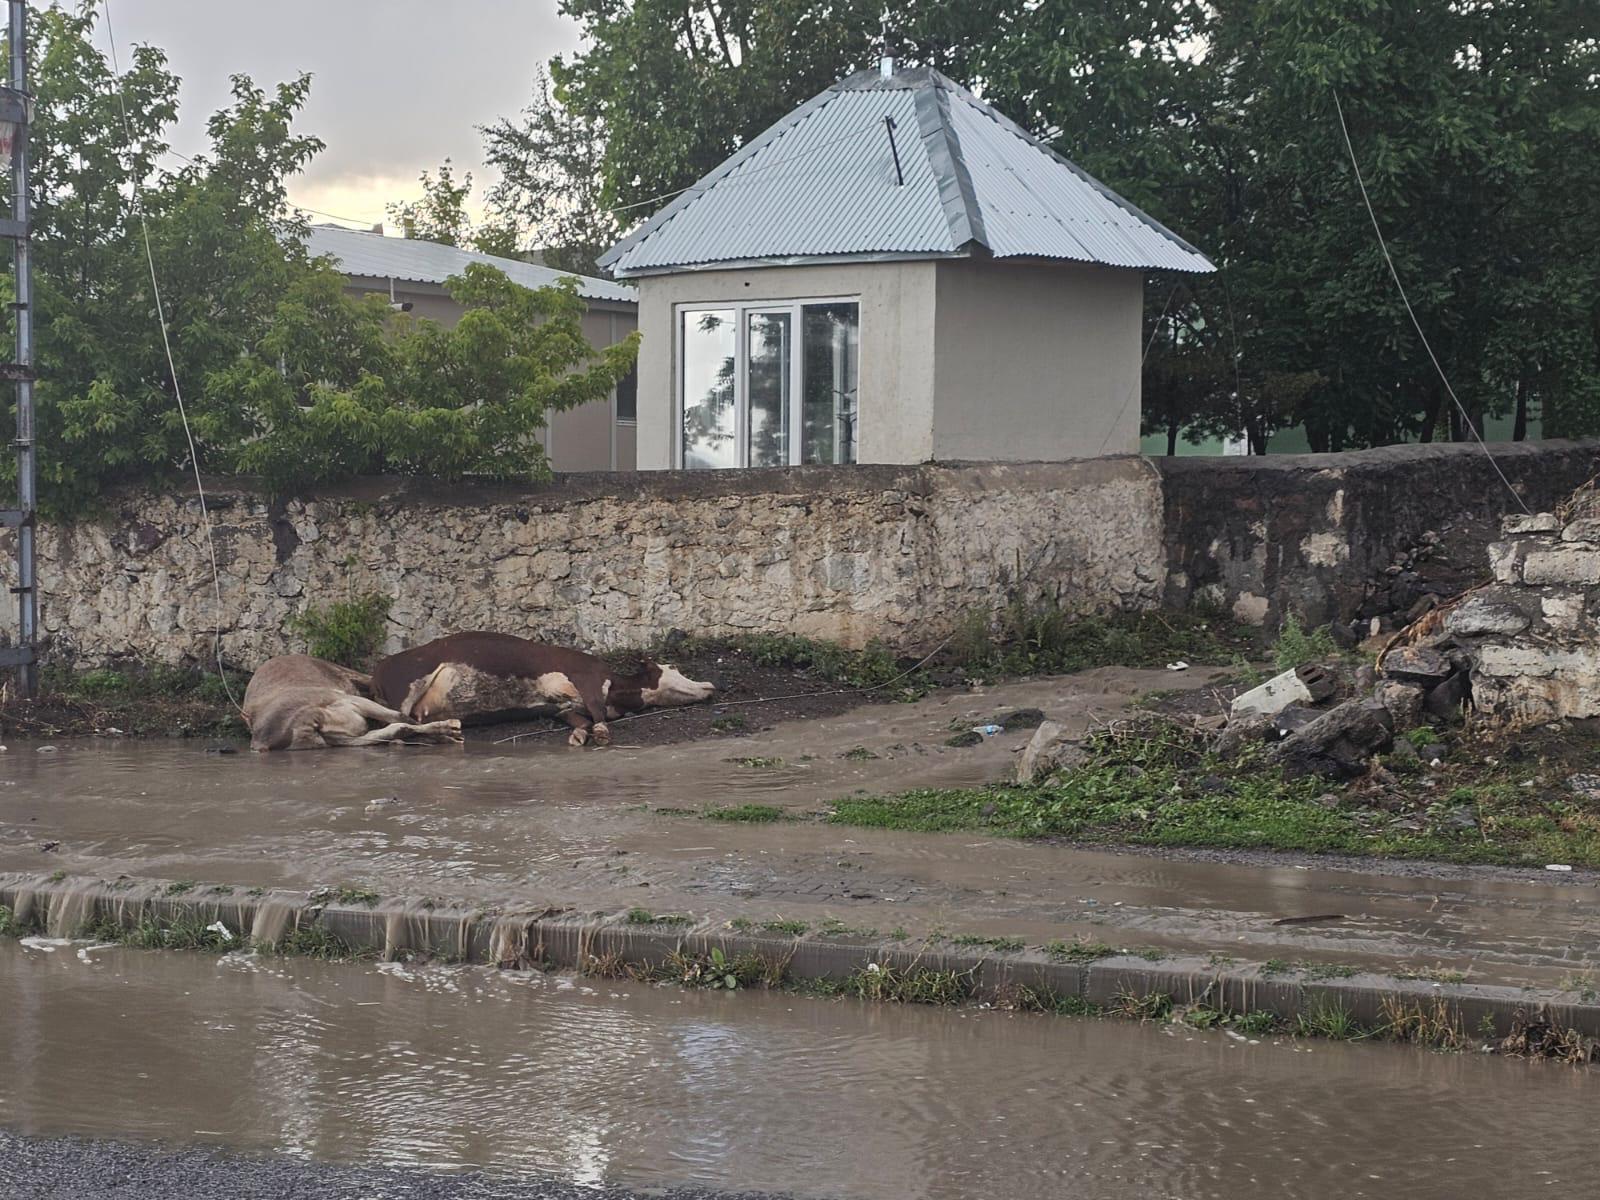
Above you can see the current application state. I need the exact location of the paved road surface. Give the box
[1,1131,787,1200]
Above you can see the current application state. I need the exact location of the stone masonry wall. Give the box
[4,441,1597,671]
[1158,441,1600,629]
[1445,492,1600,725]
[0,459,1164,667]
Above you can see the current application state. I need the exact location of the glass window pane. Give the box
[681,309,737,469]
[801,303,859,465]
[746,311,791,467]
[615,366,637,423]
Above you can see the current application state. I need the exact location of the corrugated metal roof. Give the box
[601,66,1213,277]
[306,224,637,305]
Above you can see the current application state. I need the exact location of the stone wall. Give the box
[0,459,1165,666]
[4,441,1597,670]
[1158,441,1600,629]
[1442,495,1600,725]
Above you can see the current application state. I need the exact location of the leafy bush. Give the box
[286,592,392,666]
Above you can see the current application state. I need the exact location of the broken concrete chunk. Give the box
[1272,705,1321,739]
[1230,668,1312,719]
[1213,713,1273,758]
[1375,679,1425,727]
[1015,721,1087,785]
[1268,697,1393,779]
[997,707,1046,733]
[1501,513,1561,536]
[1380,645,1452,685]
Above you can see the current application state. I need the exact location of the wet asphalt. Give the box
[0,1131,792,1200]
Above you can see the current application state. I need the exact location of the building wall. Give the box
[632,261,940,470]
[932,259,1143,460]
[343,278,638,473]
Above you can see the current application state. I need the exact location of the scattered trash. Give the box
[35,745,57,754]
[204,921,234,942]
[970,724,1003,737]
[102,727,124,736]
[1545,864,1574,872]
[38,840,59,853]
[1166,661,1189,672]
[364,795,402,814]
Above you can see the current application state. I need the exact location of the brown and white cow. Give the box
[241,654,464,752]
[370,632,715,746]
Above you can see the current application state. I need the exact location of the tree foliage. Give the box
[2,6,635,513]
[544,0,1600,449]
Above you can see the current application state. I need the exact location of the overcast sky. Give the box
[98,1,584,228]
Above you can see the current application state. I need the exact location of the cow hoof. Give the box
[592,723,611,747]
[567,728,589,748]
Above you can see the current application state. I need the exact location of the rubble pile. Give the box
[1197,488,1600,779]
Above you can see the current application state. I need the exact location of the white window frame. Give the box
[675,296,860,469]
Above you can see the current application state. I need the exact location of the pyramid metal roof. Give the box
[307,224,637,305]
[600,65,1213,277]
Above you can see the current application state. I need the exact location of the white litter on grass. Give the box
[205,920,234,942]
[1545,864,1574,872]
[1166,661,1190,672]
[75,943,119,961]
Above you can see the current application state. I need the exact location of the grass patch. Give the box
[1272,614,1340,671]
[273,922,359,960]
[703,803,788,823]
[16,661,249,740]
[624,907,693,927]
[0,904,18,937]
[674,634,922,696]
[330,886,380,908]
[948,933,1026,953]
[710,716,749,733]
[844,963,975,1005]
[829,717,1600,869]
[842,746,880,761]
[760,918,810,936]
[815,917,879,939]
[1043,937,1116,964]
[947,600,1255,678]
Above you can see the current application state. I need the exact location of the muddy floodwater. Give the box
[0,941,1590,1200]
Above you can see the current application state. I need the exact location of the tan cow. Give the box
[241,654,464,751]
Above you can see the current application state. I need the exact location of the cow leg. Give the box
[346,695,415,724]
[575,682,612,746]
[329,719,463,747]
[560,710,594,747]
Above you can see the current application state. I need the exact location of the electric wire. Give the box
[1331,87,1530,514]
[101,0,243,711]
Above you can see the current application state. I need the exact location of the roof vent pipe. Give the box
[879,54,894,78]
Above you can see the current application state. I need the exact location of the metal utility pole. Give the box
[0,0,34,697]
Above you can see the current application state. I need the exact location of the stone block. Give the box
[1501,512,1560,536]
[1563,517,1600,544]
[1522,546,1600,587]
[1487,541,1526,584]
[1381,645,1452,684]
[1443,588,1533,638]
[1375,679,1425,727]
[1015,722,1086,784]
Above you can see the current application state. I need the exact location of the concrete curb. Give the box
[5,871,1595,1041]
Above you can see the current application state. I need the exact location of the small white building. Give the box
[600,64,1213,471]
[306,224,640,472]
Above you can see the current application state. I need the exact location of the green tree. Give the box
[386,159,520,256]
[479,68,619,276]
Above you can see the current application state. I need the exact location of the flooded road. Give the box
[0,939,1591,1199]
[3,670,1596,988]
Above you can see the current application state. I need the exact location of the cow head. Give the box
[637,661,716,708]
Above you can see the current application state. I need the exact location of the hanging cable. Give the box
[1331,87,1530,514]
[101,0,243,710]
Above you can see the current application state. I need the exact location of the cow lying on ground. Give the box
[370,632,716,746]
[242,654,464,752]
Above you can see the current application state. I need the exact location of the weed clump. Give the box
[624,907,693,927]
[1272,614,1339,671]
[844,963,975,1005]
[287,592,392,667]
